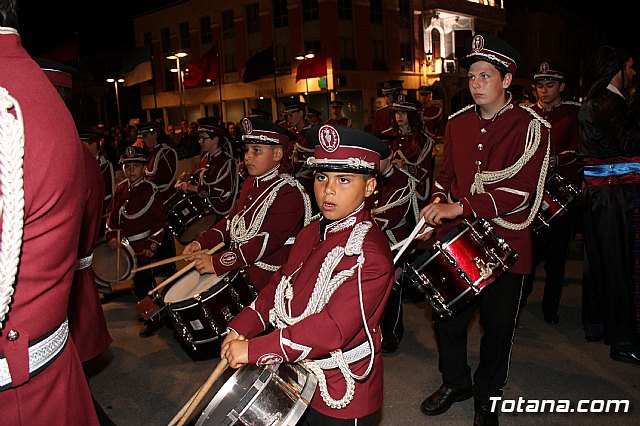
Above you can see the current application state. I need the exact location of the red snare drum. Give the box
[533,172,581,233]
[405,219,518,318]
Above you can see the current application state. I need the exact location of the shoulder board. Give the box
[561,100,582,107]
[448,104,474,120]
[380,127,394,134]
[116,179,129,187]
[519,104,551,129]
[377,104,390,111]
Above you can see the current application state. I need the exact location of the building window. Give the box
[400,43,412,71]
[224,53,236,73]
[372,39,386,70]
[370,0,383,24]
[164,68,176,92]
[179,22,190,49]
[222,10,234,38]
[143,32,152,48]
[275,43,289,68]
[246,3,260,34]
[161,27,171,53]
[340,37,355,69]
[273,0,288,27]
[200,16,212,44]
[303,0,319,22]
[338,0,352,20]
[304,40,321,54]
[399,0,410,27]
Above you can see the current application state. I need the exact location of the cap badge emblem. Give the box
[471,35,485,53]
[125,146,135,157]
[397,94,405,103]
[241,117,253,134]
[540,62,549,72]
[318,125,340,153]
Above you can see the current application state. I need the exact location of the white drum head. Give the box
[164,270,226,304]
[92,240,135,284]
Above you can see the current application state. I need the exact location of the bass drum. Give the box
[163,269,257,348]
[405,219,518,318]
[91,238,137,288]
[196,363,317,426]
[165,190,218,245]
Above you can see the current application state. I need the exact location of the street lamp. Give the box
[106,77,125,127]
[167,52,188,118]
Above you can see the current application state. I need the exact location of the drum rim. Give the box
[164,270,229,305]
[92,238,137,285]
[195,363,317,426]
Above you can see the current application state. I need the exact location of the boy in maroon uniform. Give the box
[106,147,166,336]
[418,35,550,425]
[182,118,311,294]
[221,124,395,425]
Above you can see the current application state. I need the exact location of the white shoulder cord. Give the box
[269,222,375,409]
[470,116,550,231]
[0,87,25,329]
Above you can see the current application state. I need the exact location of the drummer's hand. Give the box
[419,202,463,229]
[193,254,215,274]
[141,249,154,259]
[182,241,202,256]
[222,336,248,369]
[108,238,120,250]
[184,183,197,193]
[220,328,240,351]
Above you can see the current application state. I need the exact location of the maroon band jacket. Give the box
[431,101,550,274]
[69,145,112,363]
[195,166,310,292]
[0,29,99,425]
[106,178,166,263]
[145,142,178,204]
[228,206,394,419]
[194,149,239,216]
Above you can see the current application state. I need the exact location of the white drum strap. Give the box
[269,222,376,409]
[470,116,550,231]
[0,86,25,329]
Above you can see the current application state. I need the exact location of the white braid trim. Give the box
[470,116,550,231]
[0,87,25,329]
[269,222,374,409]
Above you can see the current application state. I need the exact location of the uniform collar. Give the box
[253,165,280,187]
[475,92,514,121]
[536,98,562,112]
[320,202,365,240]
[129,177,147,188]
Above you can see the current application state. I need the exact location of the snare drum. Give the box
[163,270,257,347]
[533,172,581,232]
[165,190,218,245]
[92,238,137,287]
[405,219,518,318]
[196,363,317,426]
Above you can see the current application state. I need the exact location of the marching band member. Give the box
[370,143,422,354]
[307,107,323,126]
[419,85,444,141]
[284,99,318,213]
[417,35,550,425]
[0,12,99,423]
[182,117,312,294]
[79,130,115,234]
[221,124,395,425]
[383,94,435,204]
[370,79,403,135]
[176,117,239,218]
[325,100,352,127]
[105,147,166,337]
[138,121,178,277]
[521,62,583,324]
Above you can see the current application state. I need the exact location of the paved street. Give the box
[88,236,638,425]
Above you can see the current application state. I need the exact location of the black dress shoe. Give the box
[474,400,499,426]
[139,318,162,337]
[543,312,559,324]
[420,384,472,416]
[610,346,640,366]
[585,333,604,342]
[381,338,399,354]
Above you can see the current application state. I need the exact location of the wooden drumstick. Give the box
[116,229,121,286]
[147,242,225,296]
[172,358,230,426]
[392,198,441,264]
[130,250,207,273]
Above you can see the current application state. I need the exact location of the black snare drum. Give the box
[164,190,218,244]
[405,219,517,318]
